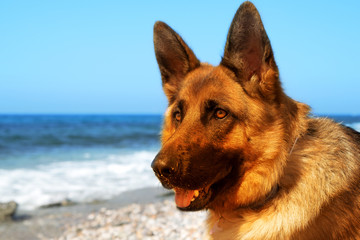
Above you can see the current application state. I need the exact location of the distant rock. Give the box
[40,199,76,209]
[0,201,18,222]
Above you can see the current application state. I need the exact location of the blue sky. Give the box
[0,1,359,114]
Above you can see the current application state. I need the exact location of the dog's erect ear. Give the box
[221,2,281,101]
[154,21,200,103]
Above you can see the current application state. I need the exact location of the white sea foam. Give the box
[2,122,359,211]
[0,151,159,211]
[351,122,360,132]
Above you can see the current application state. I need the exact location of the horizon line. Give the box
[0,113,360,116]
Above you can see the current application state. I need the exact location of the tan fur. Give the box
[152,2,360,239]
[207,118,360,240]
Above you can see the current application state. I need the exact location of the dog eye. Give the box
[174,111,181,122]
[214,108,228,119]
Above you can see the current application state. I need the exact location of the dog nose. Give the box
[151,153,176,178]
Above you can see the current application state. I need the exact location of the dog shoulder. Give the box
[206,117,360,240]
[302,117,360,164]
[278,117,360,239]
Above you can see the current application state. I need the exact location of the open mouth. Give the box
[174,188,199,208]
[172,165,236,211]
[161,166,234,211]
[173,185,213,211]
[152,158,234,211]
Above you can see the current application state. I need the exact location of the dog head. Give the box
[151,1,308,212]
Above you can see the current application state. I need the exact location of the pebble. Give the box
[57,200,208,240]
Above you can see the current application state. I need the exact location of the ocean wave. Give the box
[0,115,162,153]
[0,132,160,150]
[351,122,360,132]
[0,151,159,211]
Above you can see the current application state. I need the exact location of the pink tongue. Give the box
[174,188,195,208]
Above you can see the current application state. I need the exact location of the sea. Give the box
[0,114,359,211]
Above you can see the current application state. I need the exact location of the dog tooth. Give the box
[194,190,199,197]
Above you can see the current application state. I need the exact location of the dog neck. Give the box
[236,135,299,211]
[210,183,280,235]
[244,183,280,210]
[210,136,300,234]
[210,134,301,236]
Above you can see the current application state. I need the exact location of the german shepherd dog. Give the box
[151,1,360,239]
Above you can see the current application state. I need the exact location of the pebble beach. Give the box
[58,200,207,240]
[0,188,208,240]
